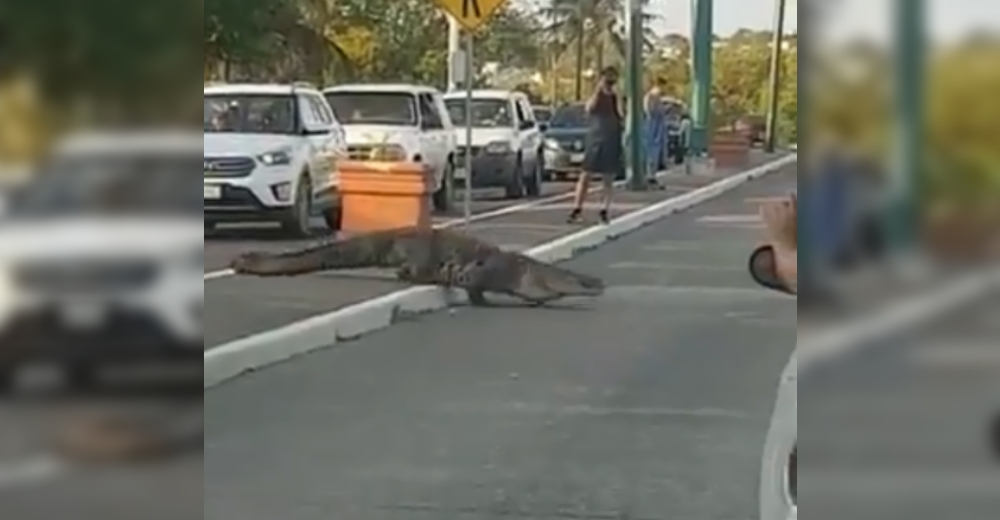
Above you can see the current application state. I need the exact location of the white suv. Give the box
[204,83,347,235]
[0,131,204,392]
[322,84,457,212]
[442,89,544,199]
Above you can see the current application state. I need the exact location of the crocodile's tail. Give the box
[230,228,414,276]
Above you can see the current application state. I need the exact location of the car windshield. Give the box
[533,107,553,123]
[549,104,588,128]
[6,153,203,218]
[444,99,513,128]
[324,92,417,126]
[204,94,297,134]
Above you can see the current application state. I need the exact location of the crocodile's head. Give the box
[522,260,606,298]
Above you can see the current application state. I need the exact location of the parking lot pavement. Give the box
[203,166,798,520]
[204,152,788,351]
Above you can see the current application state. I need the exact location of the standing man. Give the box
[567,66,624,225]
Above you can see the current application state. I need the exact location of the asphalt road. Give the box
[204,166,798,519]
[801,290,1000,520]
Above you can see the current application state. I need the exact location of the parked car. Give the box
[443,89,544,198]
[323,83,457,212]
[204,82,346,235]
[540,103,589,181]
[532,105,553,128]
[0,132,204,393]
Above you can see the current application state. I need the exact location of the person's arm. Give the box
[585,85,603,113]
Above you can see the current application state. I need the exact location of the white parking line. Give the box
[202,166,690,281]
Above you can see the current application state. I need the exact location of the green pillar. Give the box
[887,0,924,252]
[626,0,646,190]
[689,0,713,156]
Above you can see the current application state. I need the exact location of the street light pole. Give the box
[625,0,645,190]
[447,15,461,91]
[887,0,924,254]
[764,0,787,153]
[689,0,713,156]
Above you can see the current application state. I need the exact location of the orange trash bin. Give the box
[709,130,751,170]
[336,160,435,233]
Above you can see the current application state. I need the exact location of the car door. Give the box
[513,96,540,166]
[312,94,346,189]
[417,93,447,180]
[297,95,332,184]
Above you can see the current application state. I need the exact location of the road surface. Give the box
[204,165,798,519]
[801,290,1000,520]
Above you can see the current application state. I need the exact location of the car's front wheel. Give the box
[280,174,313,237]
[525,153,543,198]
[433,160,453,213]
[505,157,525,199]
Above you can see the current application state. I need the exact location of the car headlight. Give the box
[484,141,512,154]
[258,149,293,166]
[544,138,561,151]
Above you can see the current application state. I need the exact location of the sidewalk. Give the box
[204,151,788,350]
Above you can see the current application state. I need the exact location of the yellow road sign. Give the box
[435,0,508,31]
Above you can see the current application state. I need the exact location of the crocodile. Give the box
[230,227,605,306]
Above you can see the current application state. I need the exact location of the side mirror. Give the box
[538,122,549,132]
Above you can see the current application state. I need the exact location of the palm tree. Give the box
[539,0,657,100]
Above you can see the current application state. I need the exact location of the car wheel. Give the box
[281,174,313,237]
[525,154,542,198]
[504,157,525,199]
[433,160,453,213]
[322,205,342,232]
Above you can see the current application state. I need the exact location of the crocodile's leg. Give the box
[450,258,498,307]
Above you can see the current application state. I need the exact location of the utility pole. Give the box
[689,0,713,156]
[887,0,924,254]
[625,0,645,190]
[447,15,462,91]
[574,9,585,100]
[764,0,786,153]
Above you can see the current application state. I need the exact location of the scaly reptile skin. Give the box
[230,227,605,306]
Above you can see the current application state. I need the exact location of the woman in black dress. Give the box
[567,66,624,224]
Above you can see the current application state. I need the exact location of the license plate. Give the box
[204,184,222,199]
[453,167,467,180]
[570,153,585,163]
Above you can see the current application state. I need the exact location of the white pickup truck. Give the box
[322,84,458,212]
[443,89,544,199]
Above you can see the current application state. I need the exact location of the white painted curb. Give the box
[204,154,798,388]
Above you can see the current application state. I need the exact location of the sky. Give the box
[517,0,1000,43]
[645,0,1000,43]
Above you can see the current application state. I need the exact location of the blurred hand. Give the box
[761,192,797,251]
[759,193,798,294]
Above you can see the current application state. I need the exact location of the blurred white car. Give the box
[0,131,204,392]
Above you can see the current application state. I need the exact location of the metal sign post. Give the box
[462,32,474,227]
[431,0,507,227]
